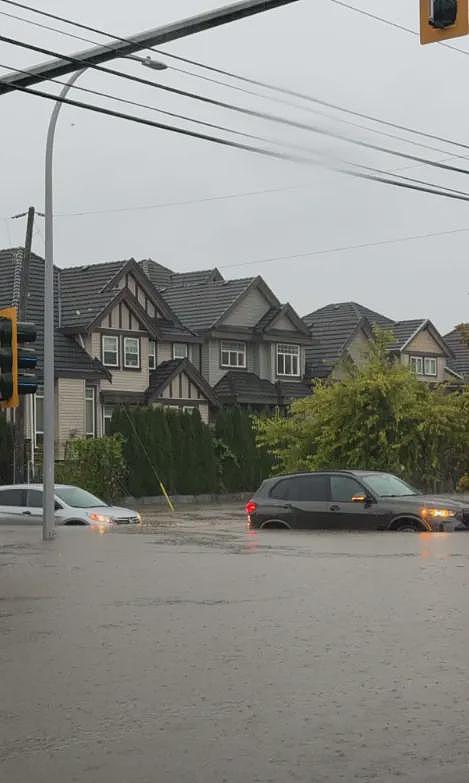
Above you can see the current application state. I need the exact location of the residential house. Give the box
[155,266,312,409]
[303,301,458,383]
[0,249,219,462]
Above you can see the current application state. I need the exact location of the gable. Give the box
[222,285,271,327]
[346,327,371,365]
[272,312,298,332]
[405,328,445,355]
[97,299,146,332]
[117,271,159,318]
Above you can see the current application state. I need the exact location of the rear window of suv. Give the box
[270,475,329,502]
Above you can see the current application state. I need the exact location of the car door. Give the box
[270,475,330,529]
[326,475,379,530]
[0,488,28,524]
[25,489,45,525]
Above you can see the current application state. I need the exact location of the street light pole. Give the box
[42,70,84,541]
[42,60,166,541]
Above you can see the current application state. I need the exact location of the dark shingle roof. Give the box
[162,278,255,332]
[303,302,402,378]
[445,328,469,378]
[139,259,223,290]
[0,249,107,381]
[60,260,127,329]
[277,380,312,401]
[386,319,426,351]
[214,371,281,405]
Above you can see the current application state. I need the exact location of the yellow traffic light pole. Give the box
[0,307,19,410]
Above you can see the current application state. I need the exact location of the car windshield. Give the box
[362,473,420,498]
[55,487,108,508]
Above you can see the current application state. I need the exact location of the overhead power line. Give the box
[9,78,469,207]
[221,225,469,269]
[4,34,469,181]
[3,0,469,160]
[5,7,469,165]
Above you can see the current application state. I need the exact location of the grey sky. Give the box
[0,0,467,333]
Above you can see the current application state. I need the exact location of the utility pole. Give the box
[12,207,35,483]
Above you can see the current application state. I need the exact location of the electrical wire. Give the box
[220,225,469,269]
[3,0,469,159]
[4,34,469,181]
[10,79,469,207]
[5,6,469,166]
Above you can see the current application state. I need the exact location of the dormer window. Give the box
[102,335,119,367]
[124,337,140,369]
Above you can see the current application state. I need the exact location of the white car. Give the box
[0,484,142,527]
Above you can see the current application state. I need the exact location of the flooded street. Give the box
[1,506,469,782]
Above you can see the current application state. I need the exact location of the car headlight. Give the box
[421,508,456,520]
[88,512,112,524]
[136,513,142,524]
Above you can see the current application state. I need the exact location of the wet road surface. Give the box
[1,506,469,782]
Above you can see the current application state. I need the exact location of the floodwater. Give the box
[1,507,469,782]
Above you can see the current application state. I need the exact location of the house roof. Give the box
[387,319,454,356]
[147,358,220,408]
[213,372,311,406]
[161,277,258,332]
[214,371,281,406]
[139,258,223,290]
[0,248,108,381]
[303,301,393,330]
[445,328,469,378]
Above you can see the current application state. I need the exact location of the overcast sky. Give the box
[0,0,468,333]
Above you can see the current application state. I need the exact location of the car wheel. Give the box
[64,520,88,526]
[260,520,291,530]
[396,522,418,532]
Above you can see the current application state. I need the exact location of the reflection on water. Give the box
[419,531,450,559]
[245,530,258,554]
[90,523,111,536]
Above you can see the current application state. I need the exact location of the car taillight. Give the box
[245,500,257,515]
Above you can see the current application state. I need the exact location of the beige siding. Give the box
[406,329,443,354]
[222,286,270,327]
[56,378,86,457]
[347,329,371,366]
[99,336,150,392]
[158,342,172,363]
[259,343,272,380]
[273,313,297,331]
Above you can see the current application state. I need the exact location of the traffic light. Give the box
[420,0,469,43]
[0,307,38,410]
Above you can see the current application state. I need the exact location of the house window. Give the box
[102,335,119,367]
[221,341,246,369]
[103,405,114,436]
[173,343,188,360]
[85,386,96,437]
[424,357,437,377]
[123,337,140,369]
[183,406,195,414]
[149,340,156,370]
[409,356,424,375]
[277,344,300,377]
[34,387,44,447]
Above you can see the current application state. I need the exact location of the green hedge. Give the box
[107,406,271,497]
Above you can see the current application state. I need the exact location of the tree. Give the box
[256,332,469,492]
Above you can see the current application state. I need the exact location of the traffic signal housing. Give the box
[0,307,38,410]
[420,0,469,44]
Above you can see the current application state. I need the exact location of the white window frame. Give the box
[410,356,424,375]
[424,357,437,377]
[183,406,195,414]
[276,344,300,377]
[85,386,96,438]
[220,341,246,369]
[173,343,188,360]
[102,335,119,368]
[148,340,156,370]
[123,336,140,369]
[103,405,114,436]
[34,386,44,447]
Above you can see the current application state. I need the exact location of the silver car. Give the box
[0,484,142,527]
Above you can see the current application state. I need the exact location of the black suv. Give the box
[246,471,469,532]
